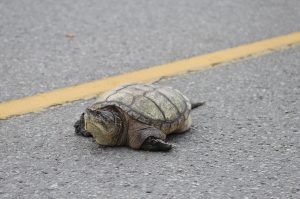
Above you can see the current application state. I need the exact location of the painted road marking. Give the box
[1,32,300,119]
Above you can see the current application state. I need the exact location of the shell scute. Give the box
[131,95,165,121]
[156,87,187,113]
[144,91,178,120]
[107,91,134,106]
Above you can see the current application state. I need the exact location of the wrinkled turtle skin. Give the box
[74,83,204,151]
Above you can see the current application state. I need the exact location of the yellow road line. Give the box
[1,32,300,119]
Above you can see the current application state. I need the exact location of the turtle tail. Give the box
[191,102,205,109]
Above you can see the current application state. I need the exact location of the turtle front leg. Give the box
[74,113,92,137]
[140,136,172,151]
[127,120,172,151]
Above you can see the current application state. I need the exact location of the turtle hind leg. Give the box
[140,136,172,151]
[74,113,91,137]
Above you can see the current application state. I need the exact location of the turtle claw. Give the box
[141,136,172,151]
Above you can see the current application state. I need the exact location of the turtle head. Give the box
[84,107,122,146]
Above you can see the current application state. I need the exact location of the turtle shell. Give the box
[89,83,191,133]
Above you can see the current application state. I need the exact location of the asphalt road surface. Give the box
[1,0,300,198]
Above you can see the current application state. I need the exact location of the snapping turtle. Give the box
[74,83,204,151]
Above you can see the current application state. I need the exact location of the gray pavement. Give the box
[1,0,300,102]
[1,0,300,199]
[1,46,300,198]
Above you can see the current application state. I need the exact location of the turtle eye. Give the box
[95,110,101,114]
[86,108,101,116]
